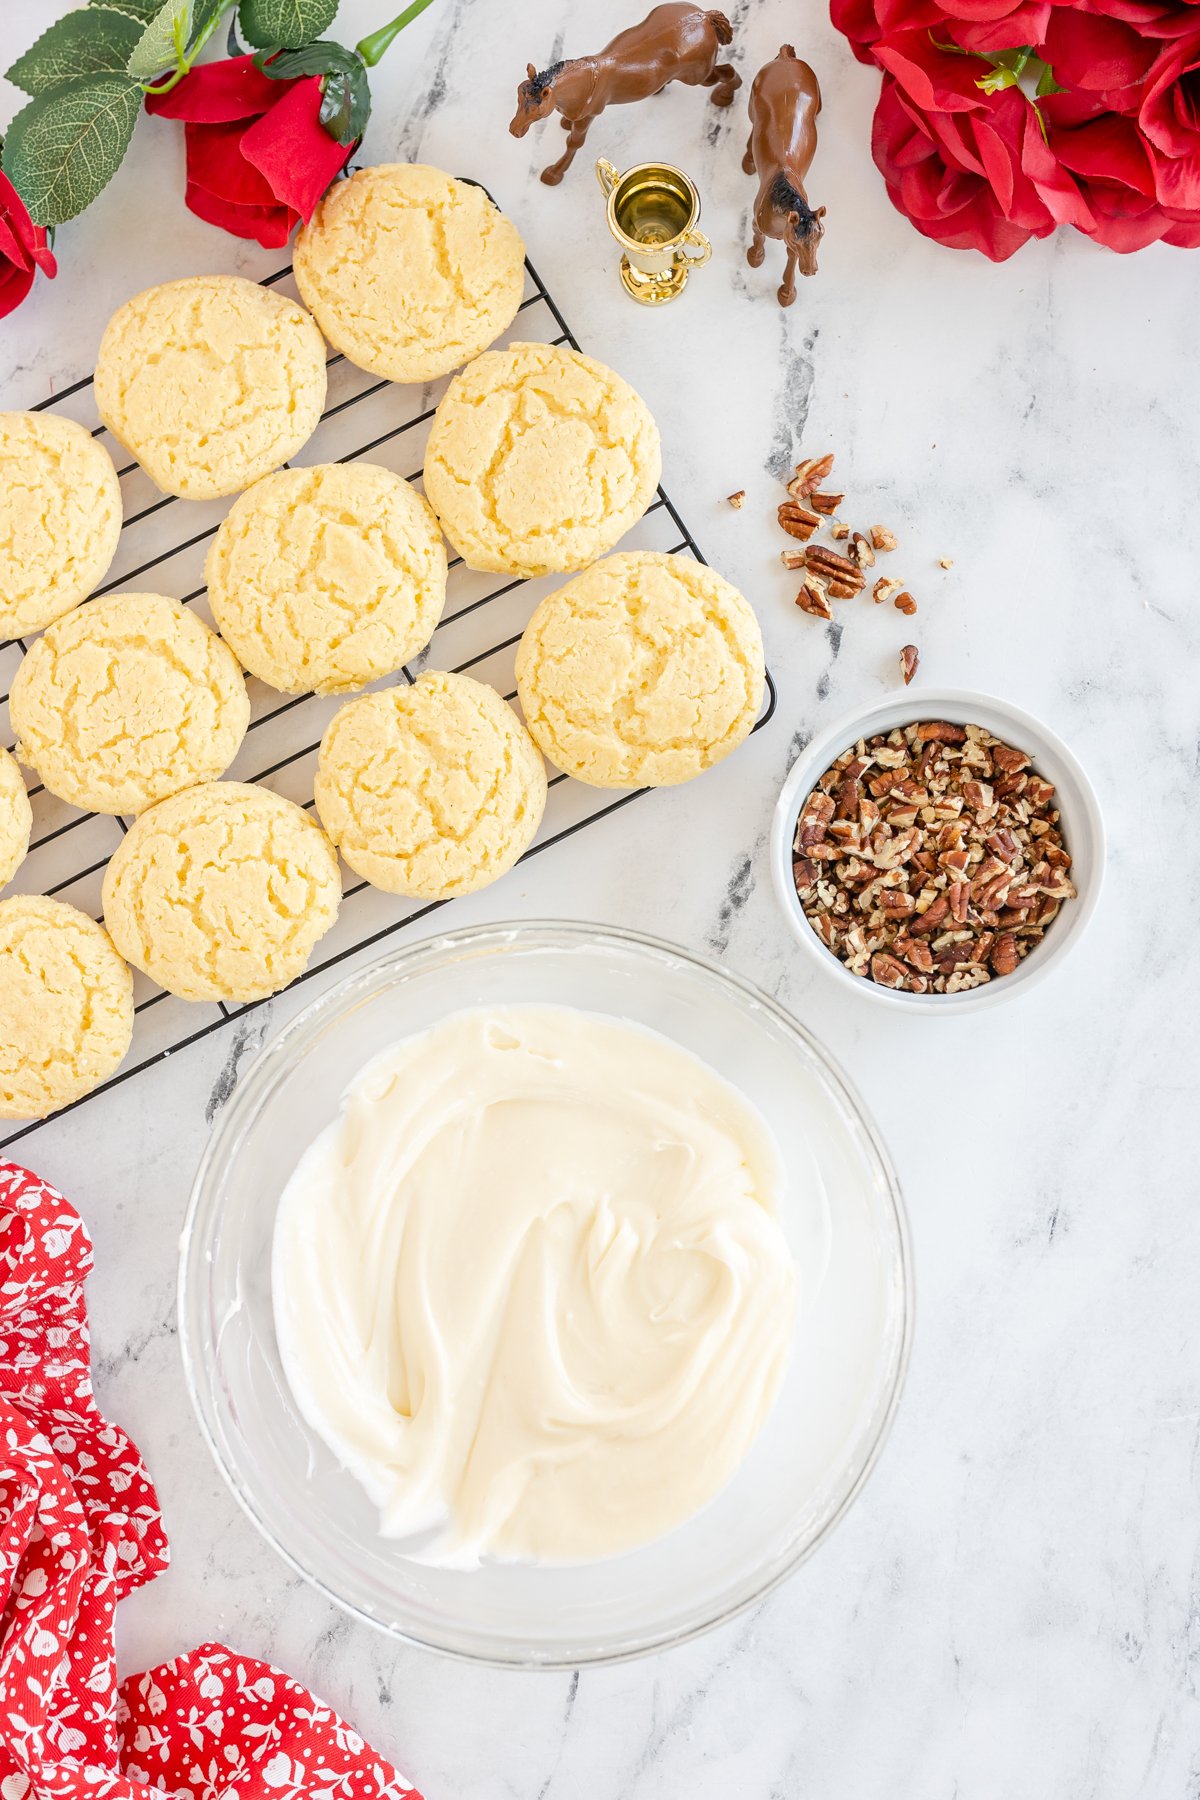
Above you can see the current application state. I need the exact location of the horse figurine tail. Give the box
[708,10,734,44]
[779,43,797,58]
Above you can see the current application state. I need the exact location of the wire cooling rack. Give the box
[1,248,776,1148]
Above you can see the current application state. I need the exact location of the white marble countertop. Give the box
[5,0,1199,1793]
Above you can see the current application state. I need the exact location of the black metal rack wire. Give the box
[1,248,776,1149]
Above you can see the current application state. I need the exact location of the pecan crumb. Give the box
[780,549,806,570]
[894,590,918,615]
[727,489,745,508]
[831,521,851,539]
[939,557,954,569]
[791,719,1076,994]
[873,576,903,605]
[870,525,898,551]
[900,644,919,685]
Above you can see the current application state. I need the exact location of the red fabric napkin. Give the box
[0,1160,423,1800]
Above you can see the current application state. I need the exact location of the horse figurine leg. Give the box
[778,242,799,308]
[747,220,766,269]
[542,114,593,185]
[742,133,756,176]
[703,61,741,105]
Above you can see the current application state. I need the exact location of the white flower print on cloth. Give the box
[0,1162,422,1800]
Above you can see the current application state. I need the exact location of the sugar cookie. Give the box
[0,896,133,1119]
[102,782,341,1002]
[314,670,546,899]
[94,275,326,500]
[422,342,661,577]
[515,551,764,788]
[206,463,447,696]
[0,412,122,638]
[0,748,32,888]
[294,164,525,384]
[10,593,250,815]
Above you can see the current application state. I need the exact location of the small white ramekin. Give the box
[770,688,1105,1013]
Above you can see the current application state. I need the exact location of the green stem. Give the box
[356,0,437,67]
[142,2,232,96]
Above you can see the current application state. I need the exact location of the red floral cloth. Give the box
[0,1160,422,1800]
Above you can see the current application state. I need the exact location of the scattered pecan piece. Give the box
[804,544,864,593]
[849,531,876,570]
[831,521,851,539]
[894,590,918,616]
[795,578,832,620]
[780,549,806,570]
[809,490,845,514]
[873,576,903,605]
[900,644,919,685]
[727,489,745,508]
[939,557,954,569]
[870,525,897,551]
[789,453,835,497]
[779,501,821,541]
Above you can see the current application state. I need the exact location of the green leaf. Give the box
[90,0,163,19]
[1,72,142,225]
[188,0,229,48]
[1034,59,1063,97]
[318,61,370,143]
[126,0,192,81]
[257,37,357,78]
[239,0,338,51]
[7,7,143,97]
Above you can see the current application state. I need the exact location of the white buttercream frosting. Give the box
[272,1005,797,1564]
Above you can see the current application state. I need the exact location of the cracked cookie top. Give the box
[0,411,122,638]
[314,670,547,900]
[0,895,134,1119]
[10,592,250,815]
[206,462,447,696]
[423,342,662,578]
[0,749,32,890]
[102,781,341,1003]
[294,164,526,385]
[94,275,327,500]
[515,551,764,789]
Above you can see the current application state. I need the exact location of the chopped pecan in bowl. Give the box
[770,692,1105,1009]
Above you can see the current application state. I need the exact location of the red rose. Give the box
[871,46,1093,258]
[146,56,351,248]
[1048,107,1200,243]
[831,0,1053,58]
[0,170,56,319]
[1137,29,1200,207]
[1036,7,1159,113]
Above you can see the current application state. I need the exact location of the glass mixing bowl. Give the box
[179,921,911,1667]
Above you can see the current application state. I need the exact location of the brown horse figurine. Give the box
[743,46,825,306]
[510,4,739,186]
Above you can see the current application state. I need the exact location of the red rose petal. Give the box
[184,179,296,248]
[0,258,35,320]
[185,120,280,207]
[1049,112,1157,194]
[146,54,285,123]
[240,76,351,224]
[1042,8,1160,94]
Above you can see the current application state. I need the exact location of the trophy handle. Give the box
[676,228,712,267]
[594,158,620,198]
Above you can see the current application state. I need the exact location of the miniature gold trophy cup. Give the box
[595,158,712,305]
